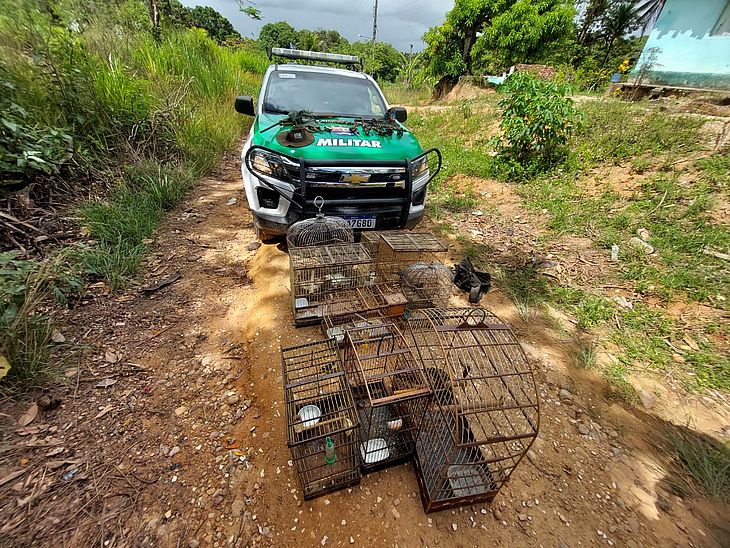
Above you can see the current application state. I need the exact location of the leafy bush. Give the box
[494,72,581,174]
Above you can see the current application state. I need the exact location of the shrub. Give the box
[494,72,581,175]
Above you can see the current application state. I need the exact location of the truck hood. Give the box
[250,112,424,161]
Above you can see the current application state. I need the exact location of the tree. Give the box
[315,30,349,53]
[578,0,609,44]
[423,0,576,80]
[599,1,639,66]
[634,0,665,30]
[350,41,403,82]
[186,5,240,44]
[423,0,496,78]
[258,21,297,49]
[297,29,320,51]
[472,0,576,71]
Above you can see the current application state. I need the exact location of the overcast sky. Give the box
[179,0,454,51]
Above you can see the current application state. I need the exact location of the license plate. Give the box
[343,217,376,229]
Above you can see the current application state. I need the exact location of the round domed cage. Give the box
[400,262,454,309]
[286,196,355,248]
[402,307,539,512]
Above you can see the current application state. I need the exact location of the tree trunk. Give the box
[462,25,478,75]
[601,36,616,68]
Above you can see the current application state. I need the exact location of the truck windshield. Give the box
[263,70,387,117]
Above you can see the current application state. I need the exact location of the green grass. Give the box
[381,83,432,106]
[408,106,499,187]
[77,163,193,288]
[414,97,728,394]
[663,426,730,502]
[575,100,705,166]
[1,3,265,390]
[552,287,614,330]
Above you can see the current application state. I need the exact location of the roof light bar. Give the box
[269,48,362,69]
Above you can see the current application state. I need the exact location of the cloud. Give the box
[179,0,453,51]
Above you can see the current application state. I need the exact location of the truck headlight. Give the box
[411,158,430,189]
[248,149,292,182]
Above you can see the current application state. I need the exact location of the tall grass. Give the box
[0,1,267,389]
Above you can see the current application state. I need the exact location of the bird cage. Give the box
[403,307,539,512]
[400,262,453,310]
[282,339,361,499]
[286,197,355,248]
[289,243,373,326]
[376,232,448,281]
[360,231,387,261]
[321,283,408,345]
[343,322,432,471]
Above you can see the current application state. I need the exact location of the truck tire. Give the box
[254,220,280,244]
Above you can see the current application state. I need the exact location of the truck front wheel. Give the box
[254,219,281,244]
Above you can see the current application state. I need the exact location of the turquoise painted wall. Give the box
[634,0,730,89]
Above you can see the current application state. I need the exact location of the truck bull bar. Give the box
[245,145,442,228]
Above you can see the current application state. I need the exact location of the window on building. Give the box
[711,1,730,36]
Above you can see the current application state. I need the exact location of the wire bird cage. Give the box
[400,262,453,310]
[360,231,387,261]
[376,232,449,282]
[321,283,408,343]
[289,243,373,326]
[286,197,355,248]
[282,339,361,499]
[402,308,539,512]
[343,323,432,471]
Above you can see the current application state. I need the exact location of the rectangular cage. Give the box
[343,322,432,471]
[320,283,408,344]
[289,243,374,326]
[376,232,449,281]
[282,339,361,499]
[402,307,540,512]
[360,231,388,261]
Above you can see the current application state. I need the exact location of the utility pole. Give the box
[371,0,378,64]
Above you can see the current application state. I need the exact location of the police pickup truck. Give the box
[234,48,441,241]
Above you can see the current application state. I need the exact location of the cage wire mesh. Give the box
[321,284,408,345]
[286,196,355,248]
[282,339,361,499]
[402,307,539,512]
[343,322,432,471]
[289,243,373,326]
[376,232,449,282]
[400,262,454,310]
[360,231,387,261]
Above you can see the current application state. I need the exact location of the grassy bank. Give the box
[0,1,265,387]
[411,95,729,394]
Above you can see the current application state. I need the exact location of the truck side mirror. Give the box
[390,106,407,123]
[235,96,255,116]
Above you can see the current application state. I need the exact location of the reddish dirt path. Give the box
[1,157,727,547]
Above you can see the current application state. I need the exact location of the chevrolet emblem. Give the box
[340,172,370,184]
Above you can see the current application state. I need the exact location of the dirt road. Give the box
[1,157,727,547]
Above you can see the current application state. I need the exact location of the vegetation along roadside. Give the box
[0,0,264,389]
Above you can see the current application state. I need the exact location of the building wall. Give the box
[634,0,730,89]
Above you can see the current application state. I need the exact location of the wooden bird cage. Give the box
[360,231,388,261]
[402,308,539,512]
[282,339,361,499]
[343,322,432,471]
[289,243,373,326]
[321,283,407,345]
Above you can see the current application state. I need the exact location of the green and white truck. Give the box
[234,48,441,241]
